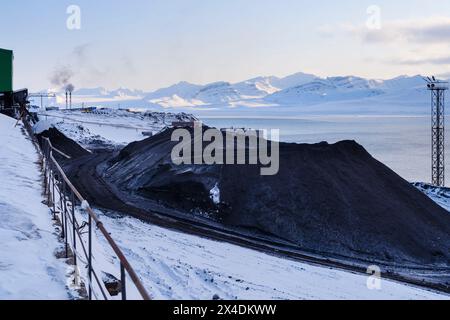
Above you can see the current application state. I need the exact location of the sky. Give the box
[2,0,450,92]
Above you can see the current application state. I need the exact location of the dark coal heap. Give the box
[37,127,90,159]
[105,127,450,267]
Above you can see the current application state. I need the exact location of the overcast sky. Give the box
[2,0,450,92]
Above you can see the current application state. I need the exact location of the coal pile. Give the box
[37,127,90,159]
[105,128,450,267]
[107,128,222,213]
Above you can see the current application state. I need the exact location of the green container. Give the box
[0,48,13,93]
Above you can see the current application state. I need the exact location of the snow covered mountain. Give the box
[266,76,386,104]
[144,81,202,100]
[73,87,145,99]
[234,77,281,98]
[74,87,110,96]
[142,81,205,108]
[194,82,241,103]
[49,73,441,114]
[271,72,319,90]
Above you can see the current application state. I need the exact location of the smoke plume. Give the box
[50,66,75,92]
[65,83,75,93]
[50,66,73,86]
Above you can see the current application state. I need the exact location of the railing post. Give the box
[52,166,56,220]
[62,179,69,259]
[59,178,65,240]
[121,263,127,301]
[43,147,48,198]
[71,191,77,267]
[46,143,51,201]
[45,163,48,196]
[47,162,51,202]
[88,213,93,300]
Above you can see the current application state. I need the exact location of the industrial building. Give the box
[0,48,28,116]
[0,48,13,93]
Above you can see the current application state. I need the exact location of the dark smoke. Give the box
[50,66,75,92]
[65,84,75,93]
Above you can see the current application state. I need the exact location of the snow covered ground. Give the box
[91,210,448,300]
[414,183,450,212]
[38,109,196,147]
[0,114,69,300]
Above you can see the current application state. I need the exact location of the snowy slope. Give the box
[271,72,318,89]
[266,76,385,105]
[234,77,281,98]
[144,82,206,108]
[194,82,241,104]
[40,109,197,147]
[381,75,424,92]
[92,210,448,300]
[414,183,450,212]
[0,114,69,300]
[74,87,110,96]
[145,81,203,100]
[72,87,145,99]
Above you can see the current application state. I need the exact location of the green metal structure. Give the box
[0,48,13,93]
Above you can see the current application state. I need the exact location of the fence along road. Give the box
[23,118,151,300]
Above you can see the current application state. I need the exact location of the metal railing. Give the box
[23,118,151,300]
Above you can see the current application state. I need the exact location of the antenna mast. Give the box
[426,77,448,187]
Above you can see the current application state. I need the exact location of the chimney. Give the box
[69,91,72,109]
[65,91,68,109]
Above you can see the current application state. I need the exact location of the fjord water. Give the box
[203,116,437,184]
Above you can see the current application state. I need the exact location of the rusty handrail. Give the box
[40,134,151,300]
[48,144,72,159]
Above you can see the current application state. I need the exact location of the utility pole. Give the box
[425,77,448,187]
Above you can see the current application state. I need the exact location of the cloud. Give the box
[388,55,450,66]
[436,71,450,79]
[357,17,450,44]
[332,16,450,70]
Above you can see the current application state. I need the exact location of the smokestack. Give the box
[65,84,75,110]
[65,91,68,109]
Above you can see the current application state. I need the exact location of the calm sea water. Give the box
[202,116,441,184]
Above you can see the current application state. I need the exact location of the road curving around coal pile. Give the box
[38,127,450,295]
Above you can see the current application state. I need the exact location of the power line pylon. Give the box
[425,77,448,187]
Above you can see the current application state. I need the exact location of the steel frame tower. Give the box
[29,92,56,110]
[426,78,448,187]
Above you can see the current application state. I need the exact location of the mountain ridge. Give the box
[37,73,442,113]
